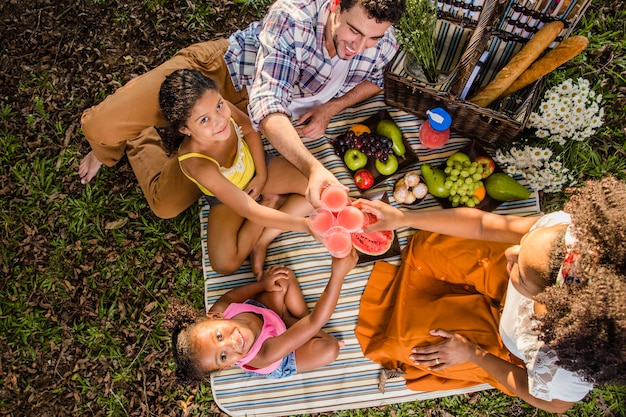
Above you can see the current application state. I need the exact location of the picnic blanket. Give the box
[200,94,541,417]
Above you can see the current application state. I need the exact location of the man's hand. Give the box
[294,103,335,140]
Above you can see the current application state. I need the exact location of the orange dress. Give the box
[355,231,520,395]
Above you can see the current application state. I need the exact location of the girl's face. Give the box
[180,89,232,142]
[191,316,255,372]
[505,225,565,299]
[327,3,390,59]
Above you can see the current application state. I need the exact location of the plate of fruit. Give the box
[332,110,418,192]
[393,171,428,206]
[420,141,531,211]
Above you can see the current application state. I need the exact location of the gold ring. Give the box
[435,358,440,365]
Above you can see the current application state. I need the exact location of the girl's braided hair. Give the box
[158,69,219,155]
[164,301,211,385]
[536,177,626,384]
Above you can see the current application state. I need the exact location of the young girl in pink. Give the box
[165,250,358,382]
[159,69,312,276]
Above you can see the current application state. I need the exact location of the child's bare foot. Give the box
[258,193,286,209]
[78,151,103,184]
[250,242,269,280]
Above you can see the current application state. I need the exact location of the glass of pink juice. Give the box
[324,226,353,258]
[320,185,349,212]
[337,206,364,233]
[307,207,336,237]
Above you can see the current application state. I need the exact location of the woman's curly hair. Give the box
[158,69,219,155]
[536,177,626,385]
[164,300,211,385]
[341,0,406,24]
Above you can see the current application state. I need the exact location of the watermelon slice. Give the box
[351,229,394,256]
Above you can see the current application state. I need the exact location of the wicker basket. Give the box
[385,0,591,147]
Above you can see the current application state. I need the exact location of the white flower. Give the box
[528,78,604,145]
[496,145,572,192]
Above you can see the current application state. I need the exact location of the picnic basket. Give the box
[384,0,592,146]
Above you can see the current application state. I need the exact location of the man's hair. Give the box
[536,177,626,385]
[341,0,406,24]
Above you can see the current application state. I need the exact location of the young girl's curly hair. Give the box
[158,69,219,155]
[536,177,626,385]
[164,300,210,385]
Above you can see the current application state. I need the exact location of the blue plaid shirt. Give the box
[224,0,398,130]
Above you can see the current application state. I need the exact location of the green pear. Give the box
[421,163,450,198]
[376,119,406,157]
[485,173,531,201]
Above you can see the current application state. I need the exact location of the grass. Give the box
[0,0,625,416]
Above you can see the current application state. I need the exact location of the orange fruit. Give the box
[473,185,486,202]
[349,124,371,136]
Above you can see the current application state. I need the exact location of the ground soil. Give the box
[0,1,260,415]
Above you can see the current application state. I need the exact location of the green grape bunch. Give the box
[442,152,485,208]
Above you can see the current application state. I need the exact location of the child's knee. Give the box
[209,257,242,276]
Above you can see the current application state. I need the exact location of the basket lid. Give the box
[426,108,452,131]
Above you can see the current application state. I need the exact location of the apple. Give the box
[354,168,374,190]
[375,154,398,176]
[475,155,496,178]
[344,148,368,171]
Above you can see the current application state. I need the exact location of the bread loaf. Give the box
[469,21,565,107]
[498,36,588,98]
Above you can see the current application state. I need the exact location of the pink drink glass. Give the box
[336,206,365,233]
[324,226,353,258]
[307,207,336,238]
[320,185,349,212]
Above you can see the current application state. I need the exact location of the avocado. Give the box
[421,163,450,198]
[485,173,531,201]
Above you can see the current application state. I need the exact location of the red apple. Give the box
[475,155,496,178]
[354,168,375,190]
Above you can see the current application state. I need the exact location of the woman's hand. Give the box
[409,329,480,370]
[353,198,405,232]
[259,265,293,292]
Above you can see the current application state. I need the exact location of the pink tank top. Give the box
[223,302,287,374]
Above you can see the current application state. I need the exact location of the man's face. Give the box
[327,2,391,60]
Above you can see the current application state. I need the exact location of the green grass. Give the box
[0,0,625,416]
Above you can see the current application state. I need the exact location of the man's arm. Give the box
[259,112,344,207]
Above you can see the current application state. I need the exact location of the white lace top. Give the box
[499,211,593,402]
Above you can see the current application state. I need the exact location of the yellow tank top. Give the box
[178,118,256,197]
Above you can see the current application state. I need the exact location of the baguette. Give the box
[469,21,564,107]
[498,36,588,98]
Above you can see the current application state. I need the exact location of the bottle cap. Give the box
[426,108,452,131]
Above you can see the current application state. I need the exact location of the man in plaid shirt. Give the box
[79,0,405,218]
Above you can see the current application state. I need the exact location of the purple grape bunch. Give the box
[335,130,394,162]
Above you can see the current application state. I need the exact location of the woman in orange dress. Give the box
[353,178,626,413]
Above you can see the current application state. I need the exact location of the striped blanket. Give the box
[201,94,541,416]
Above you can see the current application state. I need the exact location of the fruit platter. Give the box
[352,190,400,264]
[331,110,418,192]
[420,140,531,212]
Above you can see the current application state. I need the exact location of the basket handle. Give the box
[447,0,500,96]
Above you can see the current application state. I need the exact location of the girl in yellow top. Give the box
[159,69,312,277]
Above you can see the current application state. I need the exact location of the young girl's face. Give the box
[181,89,232,142]
[191,316,255,371]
